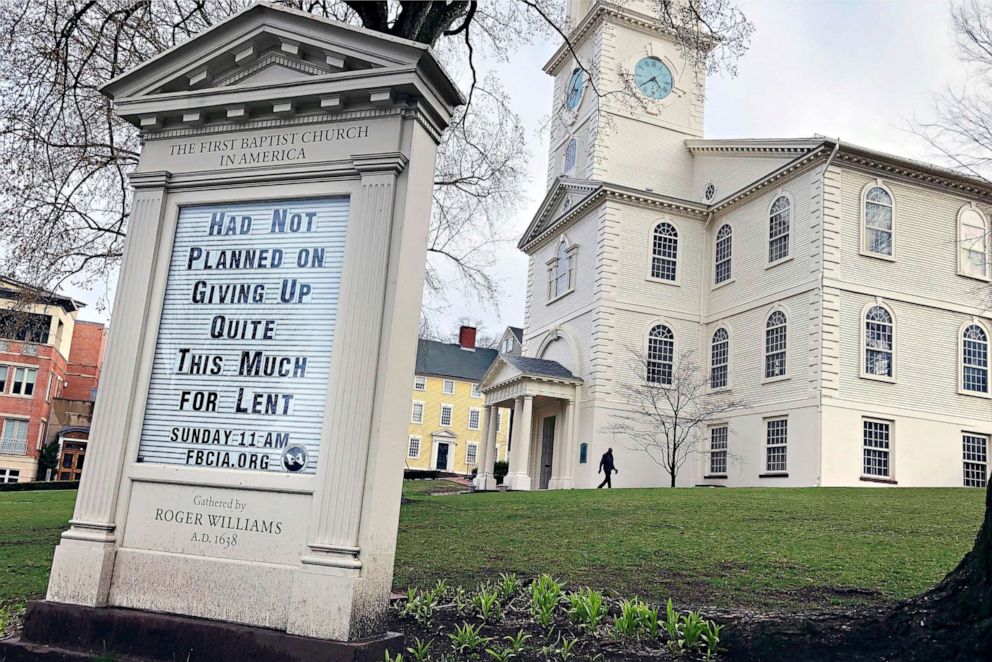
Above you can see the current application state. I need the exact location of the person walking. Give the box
[597,448,617,489]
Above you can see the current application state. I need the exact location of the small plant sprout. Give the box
[383,652,403,662]
[702,620,722,660]
[449,621,492,656]
[497,572,521,602]
[405,638,432,662]
[503,630,531,655]
[473,587,503,623]
[566,588,608,634]
[558,636,578,661]
[530,575,564,629]
[680,610,707,651]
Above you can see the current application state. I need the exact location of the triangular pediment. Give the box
[100,2,463,131]
[479,356,524,392]
[518,178,602,251]
[432,428,458,440]
[104,3,428,99]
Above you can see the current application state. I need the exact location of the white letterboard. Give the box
[137,197,349,474]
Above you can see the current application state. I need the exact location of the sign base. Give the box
[0,601,402,662]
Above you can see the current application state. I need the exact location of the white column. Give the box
[302,163,399,569]
[508,395,534,491]
[478,405,498,490]
[548,402,568,489]
[47,173,171,606]
[559,399,575,489]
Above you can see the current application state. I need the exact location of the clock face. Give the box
[634,56,674,100]
[566,68,585,110]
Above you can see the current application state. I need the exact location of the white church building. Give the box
[475,0,992,490]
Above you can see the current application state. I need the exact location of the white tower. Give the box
[546,1,707,198]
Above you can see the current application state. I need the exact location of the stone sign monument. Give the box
[2,3,461,660]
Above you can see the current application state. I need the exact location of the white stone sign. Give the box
[138,198,348,474]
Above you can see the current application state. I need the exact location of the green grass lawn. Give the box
[1,485,984,615]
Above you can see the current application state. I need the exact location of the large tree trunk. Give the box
[722,485,992,660]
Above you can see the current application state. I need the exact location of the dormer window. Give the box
[547,237,577,301]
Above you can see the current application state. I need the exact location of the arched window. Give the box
[764,311,788,379]
[715,224,732,284]
[960,207,989,279]
[963,324,989,394]
[547,238,576,300]
[864,306,894,378]
[711,328,729,389]
[647,324,674,385]
[651,222,678,281]
[864,186,894,256]
[768,196,790,263]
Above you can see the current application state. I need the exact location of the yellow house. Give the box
[407,327,517,475]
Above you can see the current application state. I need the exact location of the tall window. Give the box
[0,418,28,455]
[864,306,894,378]
[564,138,577,175]
[864,186,894,256]
[11,367,37,396]
[766,418,788,472]
[647,325,674,385]
[651,222,678,281]
[410,401,424,424]
[440,404,453,427]
[764,311,788,379]
[413,375,426,391]
[863,419,892,478]
[963,324,989,394]
[960,207,989,279]
[468,408,481,430]
[964,434,989,488]
[466,443,479,465]
[768,196,790,263]
[0,366,7,393]
[709,426,728,475]
[408,436,421,459]
[714,224,732,284]
[442,379,454,394]
[711,328,729,389]
[471,383,481,398]
[547,239,576,300]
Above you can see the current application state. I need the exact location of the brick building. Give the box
[0,279,106,483]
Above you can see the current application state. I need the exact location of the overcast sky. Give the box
[72,1,965,336]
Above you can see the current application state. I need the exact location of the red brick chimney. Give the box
[458,325,477,351]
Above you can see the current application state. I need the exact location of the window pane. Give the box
[964,434,988,488]
[647,325,674,385]
[766,419,788,472]
[867,228,893,255]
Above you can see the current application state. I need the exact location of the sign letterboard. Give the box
[137,198,349,474]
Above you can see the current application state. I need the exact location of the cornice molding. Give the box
[835,150,992,201]
[544,1,710,75]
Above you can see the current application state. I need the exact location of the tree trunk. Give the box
[722,484,992,660]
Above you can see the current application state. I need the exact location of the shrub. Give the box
[404,469,439,480]
[0,479,79,492]
[493,461,509,484]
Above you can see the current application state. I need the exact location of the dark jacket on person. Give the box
[599,450,615,474]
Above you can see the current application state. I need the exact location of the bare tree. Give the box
[916,0,992,183]
[0,0,752,315]
[606,348,749,487]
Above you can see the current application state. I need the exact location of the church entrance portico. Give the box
[477,355,581,491]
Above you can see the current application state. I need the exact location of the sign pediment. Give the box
[101,2,463,131]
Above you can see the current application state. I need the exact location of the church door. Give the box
[539,416,556,489]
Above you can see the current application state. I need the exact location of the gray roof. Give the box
[502,355,580,382]
[415,339,499,382]
[508,327,523,342]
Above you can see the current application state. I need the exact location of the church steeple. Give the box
[546,1,707,199]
